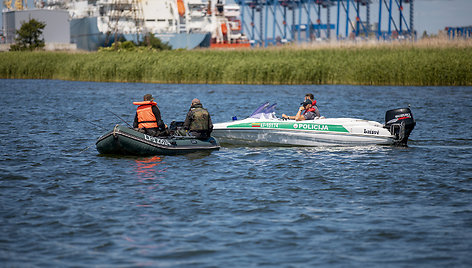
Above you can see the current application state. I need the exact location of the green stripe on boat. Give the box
[227,122,349,133]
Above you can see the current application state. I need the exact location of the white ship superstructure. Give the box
[29,0,248,50]
[143,0,206,34]
[37,0,143,38]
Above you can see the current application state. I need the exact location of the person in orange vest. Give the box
[282,93,320,121]
[133,94,167,136]
[304,93,320,117]
[282,99,315,121]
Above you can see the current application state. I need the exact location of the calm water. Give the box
[1,79,471,267]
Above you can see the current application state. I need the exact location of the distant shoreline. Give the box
[1,41,471,86]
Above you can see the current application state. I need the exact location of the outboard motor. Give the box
[169,121,184,131]
[169,121,185,136]
[384,108,416,146]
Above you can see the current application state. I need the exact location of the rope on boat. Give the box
[113,124,119,138]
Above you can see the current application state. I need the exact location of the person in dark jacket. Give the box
[133,94,167,136]
[183,98,213,139]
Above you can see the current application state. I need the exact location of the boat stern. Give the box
[385,108,416,146]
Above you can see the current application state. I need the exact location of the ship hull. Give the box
[70,17,211,51]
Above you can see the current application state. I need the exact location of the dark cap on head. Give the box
[305,93,314,100]
[300,99,312,107]
[143,94,154,101]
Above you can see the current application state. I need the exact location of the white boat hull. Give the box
[212,117,396,146]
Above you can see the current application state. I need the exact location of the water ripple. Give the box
[0,80,471,267]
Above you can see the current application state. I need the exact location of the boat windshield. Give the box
[250,102,277,119]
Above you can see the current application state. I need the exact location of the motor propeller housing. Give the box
[385,108,416,146]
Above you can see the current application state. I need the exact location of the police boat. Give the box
[212,103,415,147]
[96,124,220,156]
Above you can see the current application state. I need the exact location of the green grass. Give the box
[1,47,471,86]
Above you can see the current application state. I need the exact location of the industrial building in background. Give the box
[1,0,470,51]
[1,0,76,50]
[1,0,251,50]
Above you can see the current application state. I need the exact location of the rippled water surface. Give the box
[1,79,471,267]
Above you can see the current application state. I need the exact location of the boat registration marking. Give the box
[144,134,172,146]
[260,122,279,128]
[228,122,348,133]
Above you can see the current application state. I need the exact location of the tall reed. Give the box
[0,46,471,86]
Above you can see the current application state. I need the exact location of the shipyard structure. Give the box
[2,0,251,50]
[2,0,467,51]
[238,0,416,46]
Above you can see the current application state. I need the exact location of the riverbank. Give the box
[1,45,471,86]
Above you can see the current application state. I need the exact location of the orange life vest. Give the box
[303,100,318,115]
[304,106,318,115]
[133,101,158,128]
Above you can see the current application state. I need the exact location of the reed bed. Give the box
[1,46,471,86]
